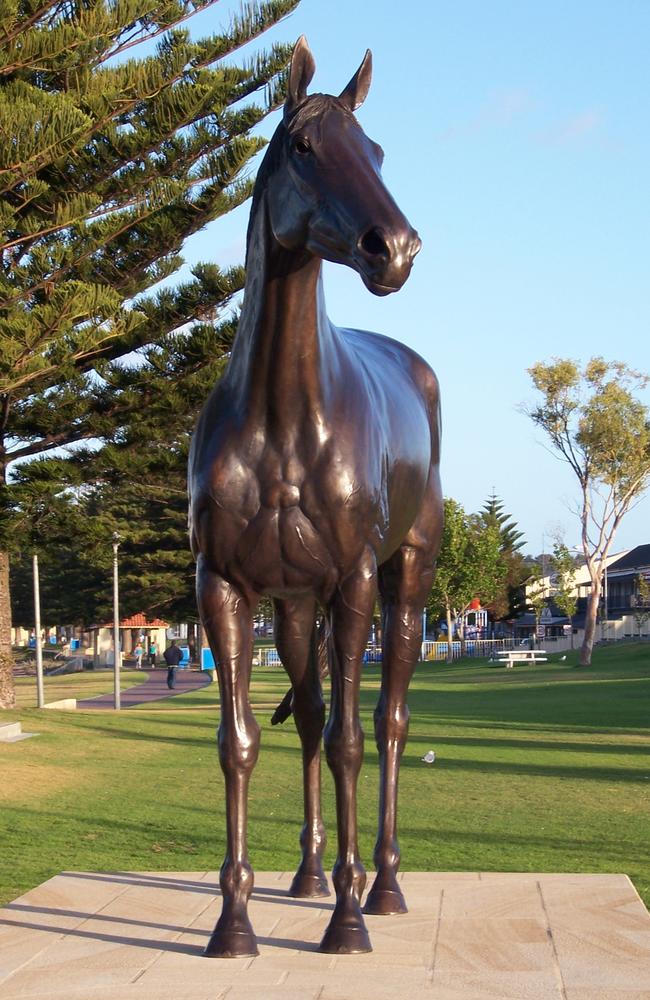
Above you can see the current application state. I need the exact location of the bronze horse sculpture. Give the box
[189,36,443,957]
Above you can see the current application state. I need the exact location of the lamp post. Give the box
[32,552,44,709]
[112,532,121,710]
[421,607,427,660]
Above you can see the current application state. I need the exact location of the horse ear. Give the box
[338,50,372,111]
[284,36,316,118]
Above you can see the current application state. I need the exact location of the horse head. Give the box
[259,36,421,296]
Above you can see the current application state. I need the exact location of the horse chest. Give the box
[197,434,384,597]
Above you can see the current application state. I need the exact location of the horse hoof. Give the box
[319,912,372,954]
[289,869,330,898]
[363,885,408,915]
[203,923,259,958]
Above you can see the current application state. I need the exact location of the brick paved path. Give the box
[77,667,211,709]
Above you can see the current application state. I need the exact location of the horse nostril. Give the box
[360,227,389,259]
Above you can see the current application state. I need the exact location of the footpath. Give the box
[77,667,211,710]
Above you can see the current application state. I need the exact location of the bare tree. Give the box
[527,358,650,666]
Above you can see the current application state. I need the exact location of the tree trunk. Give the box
[0,443,16,708]
[0,549,16,709]
[580,579,601,666]
[446,606,454,664]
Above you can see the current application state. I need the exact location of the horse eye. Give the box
[292,137,311,156]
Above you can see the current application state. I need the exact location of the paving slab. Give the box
[0,872,649,999]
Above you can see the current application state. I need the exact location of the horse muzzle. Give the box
[356,225,422,296]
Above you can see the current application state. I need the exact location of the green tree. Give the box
[480,492,525,552]
[527,358,650,667]
[631,574,650,638]
[10,440,196,629]
[479,492,528,620]
[0,0,300,707]
[550,541,578,648]
[525,562,547,642]
[428,498,504,662]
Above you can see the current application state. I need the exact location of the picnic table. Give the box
[496,649,548,669]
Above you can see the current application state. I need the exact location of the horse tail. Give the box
[270,616,330,726]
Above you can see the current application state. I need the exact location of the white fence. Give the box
[420,638,513,661]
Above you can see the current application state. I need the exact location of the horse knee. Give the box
[373,701,410,750]
[324,722,364,776]
[217,716,260,774]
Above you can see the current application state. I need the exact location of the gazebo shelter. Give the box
[89,612,169,666]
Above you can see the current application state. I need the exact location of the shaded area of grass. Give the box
[0,644,648,910]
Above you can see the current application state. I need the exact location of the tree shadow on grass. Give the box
[402,676,650,734]
[406,732,650,757]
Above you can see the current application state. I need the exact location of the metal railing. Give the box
[258,637,518,667]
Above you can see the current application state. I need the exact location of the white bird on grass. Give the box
[421,750,436,764]
[559,655,567,662]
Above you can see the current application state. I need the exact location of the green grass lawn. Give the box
[1,643,649,910]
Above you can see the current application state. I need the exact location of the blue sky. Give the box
[180,0,650,556]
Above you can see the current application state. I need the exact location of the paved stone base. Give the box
[1,871,649,999]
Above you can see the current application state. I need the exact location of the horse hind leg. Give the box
[197,559,261,957]
[364,524,437,916]
[273,596,329,898]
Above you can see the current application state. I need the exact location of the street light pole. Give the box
[421,607,427,660]
[112,533,121,710]
[32,552,44,709]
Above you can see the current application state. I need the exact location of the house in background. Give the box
[513,601,572,644]
[88,612,169,666]
[517,544,650,643]
[604,545,650,615]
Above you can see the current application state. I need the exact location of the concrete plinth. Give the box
[1,871,649,999]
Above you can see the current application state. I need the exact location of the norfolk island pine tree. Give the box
[0,0,303,707]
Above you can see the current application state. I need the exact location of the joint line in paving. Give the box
[0,876,134,992]
[536,880,568,1000]
[425,886,445,988]
[128,889,217,983]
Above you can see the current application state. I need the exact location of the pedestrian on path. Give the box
[149,638,158,667]
[163,640,182,689]
[134,642,144,669]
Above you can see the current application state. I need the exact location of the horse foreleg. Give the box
[364,532,436,916]
[197,558,260,957]
[320,547,377,954]
[274,596,329,898]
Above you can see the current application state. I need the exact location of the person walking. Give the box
[134,641,144,669]
[149,638,158,668]
[163,640,182,690]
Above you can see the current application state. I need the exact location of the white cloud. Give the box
[536,109,604,145]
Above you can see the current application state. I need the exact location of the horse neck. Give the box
[227,199,337,428]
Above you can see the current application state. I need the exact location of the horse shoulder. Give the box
[339,327,438,423]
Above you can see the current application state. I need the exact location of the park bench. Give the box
[496,649,548,669]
